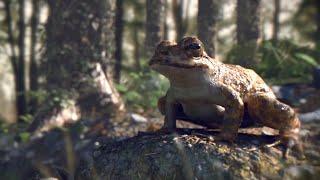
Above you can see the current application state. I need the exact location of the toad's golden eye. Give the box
[184,43,203,57]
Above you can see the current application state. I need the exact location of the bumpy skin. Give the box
[149,37,302,156]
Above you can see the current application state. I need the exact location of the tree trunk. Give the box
[272,0,281,41]
[316,0,320,63]
[4,0,19,122]
[236,0,261,68]
[16,0,27,122]
[114,0,124,83]
[172,0,189,41]
[133,25,141,71]
[29,0,125,132]
[145,0,164,58]
[197,0,221,58]
[4,0,18,78]
[29,0,40,115]
[163,0,169,40]
[316,0,320,43]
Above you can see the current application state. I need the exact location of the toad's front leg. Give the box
[159,90,178,132]
[212,84,244,142]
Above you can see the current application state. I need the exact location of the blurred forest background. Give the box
[0,0,320,179]
[0,0,319,130]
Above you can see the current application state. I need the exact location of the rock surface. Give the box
[91,129,319,180]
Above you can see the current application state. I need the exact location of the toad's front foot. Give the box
[156,124,177,134]
[278,134,304,159]
[215,131,238,143]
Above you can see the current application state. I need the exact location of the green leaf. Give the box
[19,114,33,123]
[264,41,273,50]
[19,132,31,143]
[295,53,318,67]
[115,84,128,93]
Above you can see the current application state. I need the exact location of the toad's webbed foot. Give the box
[277,134,304,159]
[259,134,304,159]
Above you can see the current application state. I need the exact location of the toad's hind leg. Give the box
[247,93,303,158]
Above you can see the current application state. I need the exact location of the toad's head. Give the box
[149,37,213,77]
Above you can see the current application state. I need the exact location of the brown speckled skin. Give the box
[149,37,301,153]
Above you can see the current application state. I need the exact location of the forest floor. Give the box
[0,85,320,179]
[1,111,319,179]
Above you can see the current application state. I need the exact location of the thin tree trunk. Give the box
[172,0,183,40]
[114,0,124,83]
[316,0,320,43]
[172,0,189,41]
[163,0,169,40]
[4,0,18,75]
[272,0,281,41]
[133,25,141,71]
[236,0,261,68]
[198,0,221,58]
[102,0,116,75]
[29,0,40,115]
[316,0,320,63]
[145,0,164,58]
[17,0,27,122]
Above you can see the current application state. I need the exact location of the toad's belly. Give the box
[179,101,257,128]
[172,83,228,106]
[181,102,225,127]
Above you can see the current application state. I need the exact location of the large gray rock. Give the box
[92,132,304,179]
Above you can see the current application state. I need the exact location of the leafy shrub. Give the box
[226,39,319,84]
[256,40,318,84]
[115,66,169,112]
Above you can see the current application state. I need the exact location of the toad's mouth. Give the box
[149,59,208,69]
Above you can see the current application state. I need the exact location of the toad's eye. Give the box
[184,43,203,57]
[185,43,201,51]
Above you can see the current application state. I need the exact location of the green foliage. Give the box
[115,66,169,112]
[18,113,33,123]
[226,39,319,84]
[0,122,10,134]
[28,89,47,103]
[42,90,77,109]
[0,120,31,144]
[19,131,31,143]
[255,40,318,84]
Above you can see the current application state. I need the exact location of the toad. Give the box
[149,37,302,158]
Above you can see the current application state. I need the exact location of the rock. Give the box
[299,108,320,122]
[282,165,318,180]
[271,85,297,104]
[92,132,304,179]
[130,113,147,123]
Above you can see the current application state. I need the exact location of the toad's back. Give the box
[210,63,276,101]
